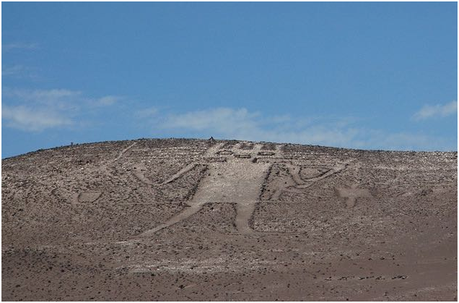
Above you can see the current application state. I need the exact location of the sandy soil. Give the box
[2,138,457,300]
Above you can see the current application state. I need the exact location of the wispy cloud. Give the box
[144,107,454,151]
[4,88,80,100]
[413,100,457,121]
[159,107,361,147]
[3,42,39,52]
[162,108,259,133]
[94,96,119,106]
[3,105,72,132]
[3,88,81,113]
[2,65,40,80]
[3,87,122,132]
[3,65,26,76]
[135,107,158,118]
[353,130,454,151]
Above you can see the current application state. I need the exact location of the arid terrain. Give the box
[2,138,457,300]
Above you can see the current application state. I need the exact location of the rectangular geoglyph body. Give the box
[192,161,271,204]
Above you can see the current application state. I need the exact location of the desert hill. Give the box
[2,138,457,300]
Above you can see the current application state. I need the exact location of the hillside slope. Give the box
[2,138,457,300]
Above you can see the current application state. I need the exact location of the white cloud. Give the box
[3,65,25,77]
[95,96,119,106]
[3,105,72,132]
[413,100,457,120]
[162,108,260,133]
[3,87,122,132]
[150,107,454,151]
[135,107,159,118]
[4,88,80,101]
[3,42,38,52]
[354,130,454,151]
[85,95,122,108]
[157,107,359,147]
[3,88,82,114]
[2,65,40,80]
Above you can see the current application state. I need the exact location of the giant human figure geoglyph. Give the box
[135,141,348,236]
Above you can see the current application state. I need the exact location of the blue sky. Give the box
[2,2,457,158]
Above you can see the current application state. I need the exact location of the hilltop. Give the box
[2,138,457,300]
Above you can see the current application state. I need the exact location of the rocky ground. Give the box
[2,138,457,300]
